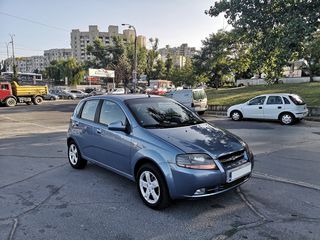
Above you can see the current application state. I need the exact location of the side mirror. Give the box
[108,121,128,132]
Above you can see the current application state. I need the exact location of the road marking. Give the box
[253,172,320,191]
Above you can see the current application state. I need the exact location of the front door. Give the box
[94,100,132,174]
[242,96,266,119]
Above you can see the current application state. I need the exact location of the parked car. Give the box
[43,92,59,101]
[227,93,308,125]
[88,90,106,96]
[67,95,253,209]
[70,89,88,98]
[166,89,208,115]
[50,90,76,100]
[148,88,167,95]
[110,88,125,95]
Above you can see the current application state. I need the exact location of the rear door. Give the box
[263,96,284,119]
[75,99,100,160]
[242,96,266,119]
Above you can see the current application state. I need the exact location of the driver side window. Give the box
[99,100,126,125]
[248,96,266,105]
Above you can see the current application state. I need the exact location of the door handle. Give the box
[259,106,263,109]
[96,128,102,134]
[278,106,282,109]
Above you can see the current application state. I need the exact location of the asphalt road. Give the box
[0,101,320,240]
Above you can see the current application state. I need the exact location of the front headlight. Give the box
[176,154,217,170]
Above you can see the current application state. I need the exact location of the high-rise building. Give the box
[70,25,147,62]
[14,56,47,73]
[44,48,72,63]
[159,43,197,68]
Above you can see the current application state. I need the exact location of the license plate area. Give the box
[226,163,252,183]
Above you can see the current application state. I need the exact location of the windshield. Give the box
[193,89,207,101]
[125,98,205,129]
[289,94,305,105]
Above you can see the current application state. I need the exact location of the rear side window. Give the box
[74,101,85,117]
[283,97,291,104]
[289,95,305,105]
[81,100,99,121]
[99,100,126,125]
[266,96,283,105]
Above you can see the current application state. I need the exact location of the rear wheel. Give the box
[230,110,242,121]
[5,97,16,107]
[68,141,87,169]
[280,113,295,125]
[50,96,55,100]
[198,111,205,115]
[137,163,171,210]
[32,96,43,105]
[68,96,72,100]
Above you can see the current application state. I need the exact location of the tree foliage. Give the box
[206,0,320,82]
[45,58,84,85]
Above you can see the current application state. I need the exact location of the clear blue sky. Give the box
[0,0,227,61]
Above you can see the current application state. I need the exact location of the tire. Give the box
[68,141,87,169]
[198,111,205,115]
[26,102,32,105]
[50,97,55,100]
[5,97,16,107]
[230,110,242,121]
[136,163,171,210]
[33,96,43,105]
[280,113,295,125]
[68,96,72,100]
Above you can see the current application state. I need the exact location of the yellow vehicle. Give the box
[0,81,48,107]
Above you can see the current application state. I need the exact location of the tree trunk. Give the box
[309,70,314,82]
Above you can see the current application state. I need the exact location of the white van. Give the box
[166,89,208,115]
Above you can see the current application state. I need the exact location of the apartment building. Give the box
[15,56,47,73]
[159,43,197,68]
[44,48,72,63]
[71,25,147,62]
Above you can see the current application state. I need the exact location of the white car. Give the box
[70,90,88,98]
[227,93,308,125]
[111,88,125,95]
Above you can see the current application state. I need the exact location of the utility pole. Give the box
[5,42,11,71]
[10,34,17,80]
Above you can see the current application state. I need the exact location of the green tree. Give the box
[86,38,111,68]
[206,0,320,82]
[154,59,165,79]
[303,33,320,81]
[171,58,198,87]
[45,58,84,85]
[164,53,174,80]
[193,31,234,89]
[146,38,159,84]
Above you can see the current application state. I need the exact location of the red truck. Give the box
[0,81,48,107]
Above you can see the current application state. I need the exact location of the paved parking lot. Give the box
[0,101,320,240]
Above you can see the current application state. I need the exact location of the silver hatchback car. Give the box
[67,95,254,209]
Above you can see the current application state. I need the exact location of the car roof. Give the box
[256,93,294,97]
[87,94,162,102]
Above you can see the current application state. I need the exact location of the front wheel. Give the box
[5,97,16,107]
[230,110,242,121]
[68,141,87,169]
[137,164,171,210]
[280,113,295,125]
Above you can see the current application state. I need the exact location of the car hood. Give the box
[146,123,244,158]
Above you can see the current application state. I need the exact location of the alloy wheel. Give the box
[139,171,160,204]
[68,144,78,165]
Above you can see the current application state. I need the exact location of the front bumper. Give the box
[168,159,253,199]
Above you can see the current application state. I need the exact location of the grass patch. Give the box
[206,82,320,106]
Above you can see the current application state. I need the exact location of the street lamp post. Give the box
[122,23,137,93]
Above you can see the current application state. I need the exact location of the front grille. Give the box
[206,175,249,194]
[218,149,248,170]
